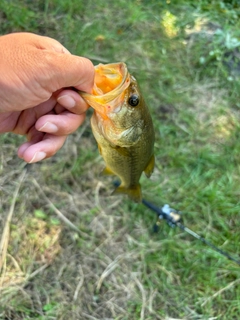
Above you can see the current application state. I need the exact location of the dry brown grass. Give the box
[0,124,166,319]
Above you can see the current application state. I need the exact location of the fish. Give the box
[80,62,155,202]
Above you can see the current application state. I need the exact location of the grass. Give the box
[1,0,240,319]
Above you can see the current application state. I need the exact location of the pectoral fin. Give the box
[98,144,102,155]
[112,183,142,203]
[113,145,130,157]
[102,167,115,176]
[144,154,155,178]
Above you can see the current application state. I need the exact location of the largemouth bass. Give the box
[81,62,155,202]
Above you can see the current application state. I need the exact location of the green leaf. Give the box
[34,209,47,219]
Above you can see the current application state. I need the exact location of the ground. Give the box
[1,1,240,319]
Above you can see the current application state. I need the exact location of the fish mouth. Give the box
[80,62,131,118]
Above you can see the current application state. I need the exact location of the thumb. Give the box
[42,51,95,93]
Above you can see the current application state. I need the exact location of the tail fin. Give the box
[112,184,142,203]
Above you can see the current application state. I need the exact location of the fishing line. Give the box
[142,199,240,266]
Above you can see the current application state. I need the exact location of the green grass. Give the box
[1,1,240,319]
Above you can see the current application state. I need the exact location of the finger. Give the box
[41,51,95,93]
[18,141,36,159]
[18,134,67,163]
[35,111,86,135]
[12,96,57,135]
[56,89,90,114]
[18,126,45,158]
[37,35,95,94]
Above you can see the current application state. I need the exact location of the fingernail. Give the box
[39,122,58,133]
[29,152,46,163]
[57,95,76,108]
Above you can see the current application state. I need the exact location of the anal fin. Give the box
[144,154,155,178]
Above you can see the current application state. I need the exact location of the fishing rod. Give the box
[142,199,240,266]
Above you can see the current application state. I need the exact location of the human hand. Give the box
[0,32,94,163]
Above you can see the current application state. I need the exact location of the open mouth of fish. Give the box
[80,62,131,117]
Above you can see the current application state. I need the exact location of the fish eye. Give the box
[128,94,139,107]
